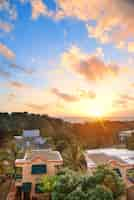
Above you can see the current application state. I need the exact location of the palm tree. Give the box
[62,141,86,171]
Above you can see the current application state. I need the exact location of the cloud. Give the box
[50,0,134,47]
[0,21,12,32]
[10,63,34,74]
[30,0,49,19]
[114,94,134,108]
[120,94,134,102]
[25,103,48,111]
[8,81,30,89]
[54,0,102,21]
[86,0,134,46]
[127,42,134,53]
[51,88,79,102]
[8,93,16,101]
[130,82,134,88]
[79,90,96,99]
[95,47,104,58]
[1,0,134,49]
[61,46,120,82]
[21,0,50,19]
[2,0,133,49]
[0,0,17,19]
[0,43,15,60]
[0,69,11,78]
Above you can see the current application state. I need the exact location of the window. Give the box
[21,182,32,192]
[31,164,47,174]
[15,167,22,179]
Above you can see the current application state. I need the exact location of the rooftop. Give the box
[119,130,134,135]
[85,148,134,168]
[16,149,63,164]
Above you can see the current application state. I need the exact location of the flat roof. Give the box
[85,148,134,167]
[16,149,63,164]
[119,130,134,134]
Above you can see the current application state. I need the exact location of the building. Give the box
[14,129,50,150]
[119,130,134,144]
[85,148,134,189]
[15,149,63,199]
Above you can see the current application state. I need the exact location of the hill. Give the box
[0,112,134,148]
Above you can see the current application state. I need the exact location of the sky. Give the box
[1,0,134,121]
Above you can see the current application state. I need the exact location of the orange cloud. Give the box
[79,90,96,99]
[52,0,134,48]
[0,43,15,60]
[8,81,30,89]
[25,103,48,111]
[114,94,134,109]
[61,46,120,82]
[51,88,79,102]
[29,0,49,19]
[8,93,16,101]
[0,21,12,32]
[127,42,134,53]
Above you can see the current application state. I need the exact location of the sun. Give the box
[70,90,115,119]
[89,106,105,118]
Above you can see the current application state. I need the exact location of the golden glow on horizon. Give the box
[89,106,106,118]
[70,88,116,119]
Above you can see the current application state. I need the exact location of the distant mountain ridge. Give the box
[0,112,134,148]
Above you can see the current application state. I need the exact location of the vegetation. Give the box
[62,141,86,171]
[0,112,134,149]
[0,112,133,175]
[0,140,21,176]
[39,166,125,200]
[38,175,59,200]
[92,165,125,199]
[0,112,131,199]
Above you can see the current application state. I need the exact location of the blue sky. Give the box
[1,0,134,120]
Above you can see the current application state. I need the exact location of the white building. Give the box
[85,148,134,188]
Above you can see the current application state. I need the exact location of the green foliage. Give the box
[52,168,115,200]
[39,175,59,193]
[51,166,125,200]
[86,185,113,200]
[93,165,125,199]
[52,169,80,200]
[127,168,134,179]
[0,140,21,175]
